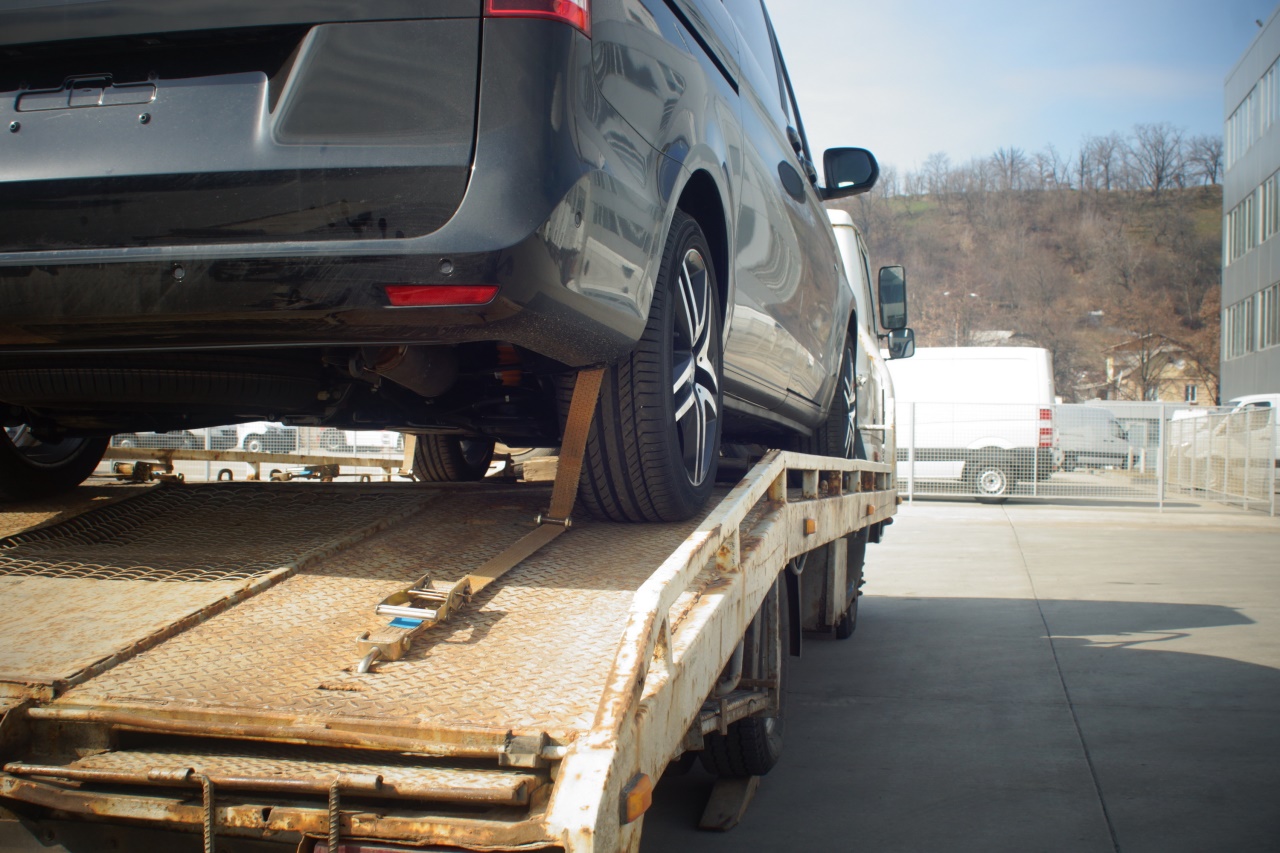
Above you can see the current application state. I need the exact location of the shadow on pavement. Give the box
[641,597,1280,853]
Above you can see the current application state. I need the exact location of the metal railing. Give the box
[1166,406,1278,514]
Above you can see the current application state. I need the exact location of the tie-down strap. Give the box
[355,367,605,673]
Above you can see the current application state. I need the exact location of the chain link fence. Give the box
[894,401,1277,514]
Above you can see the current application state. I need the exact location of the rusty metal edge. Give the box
[0,775,558,850]
[26,705,547,759]
[4,763,538,806]
[544,450,896,851]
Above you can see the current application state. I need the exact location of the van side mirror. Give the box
[878,265,908,330]
[822,147,880,200]
[887,327,915,360]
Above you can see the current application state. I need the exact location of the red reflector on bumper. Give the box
[485,0,590,35]
[384,285,498,307]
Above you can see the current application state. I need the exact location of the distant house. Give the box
[1101,334,1213,404]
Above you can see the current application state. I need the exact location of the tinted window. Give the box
[722,0,788,127]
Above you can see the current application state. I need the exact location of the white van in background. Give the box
[1053,405,1133,470]
[887,347,1056,498]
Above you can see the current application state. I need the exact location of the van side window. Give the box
[722,0,789,127]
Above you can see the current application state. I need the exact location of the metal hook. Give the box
[356,647,381,674]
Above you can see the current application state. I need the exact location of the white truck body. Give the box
[888,347,1056,495]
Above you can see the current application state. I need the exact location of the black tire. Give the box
[243,434,266,454]
[574,211,723,522]
[834,527,869,640]
[0,426,108,502]
[414,434,495,481]
[321,430,349,453]
[115,434,138,449]
[794,335,857,459]
[700,575,788,777]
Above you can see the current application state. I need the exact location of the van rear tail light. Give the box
[485,0,591,36]
[1039,427,1054,448]
[383,285,498,307]
[1039,408,1052,421]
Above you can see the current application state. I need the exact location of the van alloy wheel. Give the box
[671,244,720,488]
[573,211,723,522]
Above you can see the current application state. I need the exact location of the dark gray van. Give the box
[0,0,904,519]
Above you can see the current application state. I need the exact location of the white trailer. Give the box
[0,444,895,852]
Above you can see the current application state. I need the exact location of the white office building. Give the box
[1223,5,1280,399]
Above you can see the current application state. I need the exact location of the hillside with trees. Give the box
[832,123,1224,404]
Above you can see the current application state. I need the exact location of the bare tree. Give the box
[1130,122,1186,195]
[922,151,952,197]
[1186,134,1224,185]
[990,147,1028,191]
[1085,132,1125,191]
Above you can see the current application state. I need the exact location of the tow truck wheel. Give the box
[414,434,495,481]
[834,528,869,640]
[700,574,788,777]
[574,211,723,522]
[0,426,108,502]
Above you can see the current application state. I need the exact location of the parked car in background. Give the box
[888,347,1056,499]
[1053,405,1133,470]
[207,422,298,455]
[0,0,892,517]
[110,430,202,450]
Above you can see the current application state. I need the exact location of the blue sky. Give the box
[768,0,1279,174]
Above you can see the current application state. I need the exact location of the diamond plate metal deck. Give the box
[57,486,721,741]
[0,485,147,540]
[0,484,438,694]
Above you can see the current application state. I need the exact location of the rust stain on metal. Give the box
[0,485,438,695]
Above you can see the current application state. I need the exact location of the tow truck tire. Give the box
[414,435,495,481]
[700,575,788,777]
[0,427,108,501]
[573,211,722,523]
[834,528,869,640]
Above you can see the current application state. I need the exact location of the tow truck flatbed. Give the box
[0,451,895,852]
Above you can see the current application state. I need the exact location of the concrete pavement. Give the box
[641,499,1280,852]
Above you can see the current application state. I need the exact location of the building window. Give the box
[1184,385,1198,403]
[1224,296,1259,360]
[1226,56,1280,169]
[1261,282,1280,350]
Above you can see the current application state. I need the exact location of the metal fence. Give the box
[895,401,1277,514]
[96,404,1279,515]
[1166,406,1278,513]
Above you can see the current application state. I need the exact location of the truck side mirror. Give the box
[887,327,915,360]
[878,265,908,330]
[822,147,879,200]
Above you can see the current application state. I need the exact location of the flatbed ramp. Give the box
[0,451,895,852]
